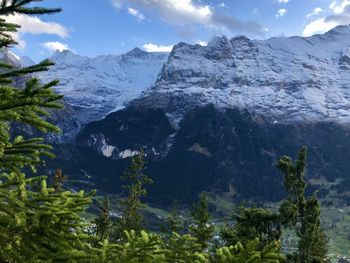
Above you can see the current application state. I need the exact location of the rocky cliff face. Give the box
[50,105,350,205]
[38,48,168,140]
[44,26,350,205]
[133,25,350,125]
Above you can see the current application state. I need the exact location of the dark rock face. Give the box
[75,106,175,155]
[49,105,350,206]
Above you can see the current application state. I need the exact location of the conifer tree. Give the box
[117,150,153,235]
[214,238,285,263]
[167,200,183,233]
[109,230,165,262]
[190,193,214,249]
[277,147,329,263]
[53,168,68,192]
[220,206,281,247]
[94,195,112,242]
[0,1,95,261]
[164,232,208,263]
[93,230,165,263]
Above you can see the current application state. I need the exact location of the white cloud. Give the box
[5,14,68,37]
[11,33,26,50]
[303,18,337,37]
[218,3,226,8]
[306,7,323,18]
[131,0,212,26]
[41,41,71,52]
[329,1,337,12]
[110,0,123,9]
[142,43,173,52]
[329,0,350,14]
[303,18,338,36]
[303,0,350,36]
[113,0,265,37]
[276,8,287,18]
[4,14,68,50]
[195,40,207,46]
[127,7,145,21]
[278,0,289,4]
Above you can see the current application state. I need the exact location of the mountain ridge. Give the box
[132,24,350,126]
[36,48,169,140]
[11,24,350,135]
[29,24,350,206]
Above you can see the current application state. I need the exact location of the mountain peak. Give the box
[53,49,74,56]
[324,24,350,37]
[37,45,169,140]
[126,47,148,58]
[19,56,35,67]
[328,24,350,32]
[207,36,230,48]
[51,49,77,60]
[136,23,350,125]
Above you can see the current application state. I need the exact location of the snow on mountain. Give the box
[133,25,350,125]
[38,48,169,129]
[0,50,22,68]
[19,56,35,67]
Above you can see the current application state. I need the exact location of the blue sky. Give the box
[8,0,350,61]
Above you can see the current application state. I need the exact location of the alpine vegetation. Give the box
[0,0,342,262]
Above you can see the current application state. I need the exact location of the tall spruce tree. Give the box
[220,206,281,247]
[0,1,94,261]
[167,200,183,233]
[190,193,214,249]
[117,150,153,235]
[277,147,329,263]
[94,195,111,242]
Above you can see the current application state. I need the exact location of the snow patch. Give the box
[118,149,139,159]
[188,143,213,157]
[100,138,115,157]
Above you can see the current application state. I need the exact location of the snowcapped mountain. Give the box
[37,48,169,139]
[133,25,350,125]
[42,25,350,205]
[0,50,22,68]
[19,56,35,67]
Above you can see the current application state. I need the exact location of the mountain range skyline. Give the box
[6,0,350,63]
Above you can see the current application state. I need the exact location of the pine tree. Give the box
[277,147,329,263]
[53,168,68,193]
[167,200,183,233]
[0,1,95,261]
[214,238,285,263]
[164,232,208,263]
[298,196,329,263]
[220,206,281,247]
[114,230,165,262]
[0,176,95,262]
[189,193,214,249]
[117,150,153,235]
[94,195,111,242]
[0,1,62,176]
